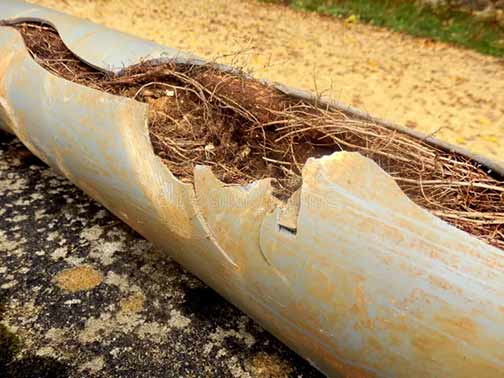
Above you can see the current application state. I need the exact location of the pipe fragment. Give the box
[1,1,503,377]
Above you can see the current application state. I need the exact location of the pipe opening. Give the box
[5,21,504,249]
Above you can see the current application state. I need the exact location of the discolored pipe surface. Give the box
[0,1,503,377]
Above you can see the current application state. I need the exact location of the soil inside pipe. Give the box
[5,22,504,250]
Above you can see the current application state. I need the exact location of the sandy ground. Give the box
[28,0,504,164]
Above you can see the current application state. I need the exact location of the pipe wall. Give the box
[1,2,503,377]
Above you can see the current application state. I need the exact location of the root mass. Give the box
[9,22,504,249]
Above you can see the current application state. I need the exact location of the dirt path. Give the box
[29,0,504,163]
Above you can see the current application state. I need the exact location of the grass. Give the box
[263,0,504,57]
